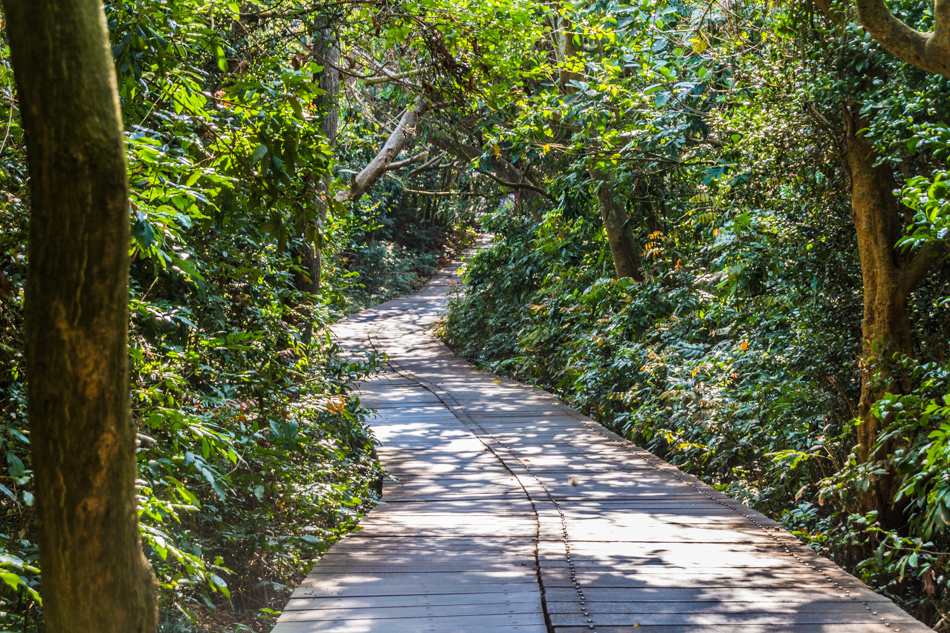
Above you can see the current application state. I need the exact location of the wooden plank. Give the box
[282,602,543,618]
[273,620,548,633]
[544,599,890,613]
[552,611,916,626]
[291,581,540,599]
[539,570,864,590]
[555,626,928,633]
[284,591,541,610]
[542,587,891,603]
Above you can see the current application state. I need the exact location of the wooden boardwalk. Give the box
[273,250,933,633]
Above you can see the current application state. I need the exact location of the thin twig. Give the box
[0,98,15,157]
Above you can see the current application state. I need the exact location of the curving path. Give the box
[273,245,933,633]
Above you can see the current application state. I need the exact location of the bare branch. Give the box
[407,153,445,176]
[335,95,428,204]
[385,151,430,171]
[383,172,462,196]
[476,168,555,201]
[427,133,551,201]
[363,70,422,85]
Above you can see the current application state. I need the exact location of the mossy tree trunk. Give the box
[587,167,642,281]
[0,0,158,629]
[844,107,937,527]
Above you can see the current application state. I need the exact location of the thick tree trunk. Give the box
[1,0,158,630]
[298,28,340,294]
[335,95,428,204]
[588,168,642,281]
[844,108,935,527]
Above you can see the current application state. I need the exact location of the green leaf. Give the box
[0,483,15,502]
[210,574,230,598]
[0,570,22,590]
[250,143,268,165]
[7,454,26,478]
[215,44,227,72]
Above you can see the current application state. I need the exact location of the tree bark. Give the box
[844,107,937,527]
[587,167,642,281]
[335,95,428,204]
[1,0,158,630]
[551,14,581,93]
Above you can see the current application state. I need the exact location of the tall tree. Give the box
[311,27,341,293]
[0,0,158,629]
[296,25,341,295]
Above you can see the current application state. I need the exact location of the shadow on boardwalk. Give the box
[272,246,933,633]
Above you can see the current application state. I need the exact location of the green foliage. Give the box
[0,0,948,626]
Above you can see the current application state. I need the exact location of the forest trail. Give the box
[272,243,933,633]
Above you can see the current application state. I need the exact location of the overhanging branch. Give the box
[364,70,422,86]
[476,168,555,202]
[385,151,430,171]
[854,0,950,78]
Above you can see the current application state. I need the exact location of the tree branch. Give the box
[854,0,950,78]
[427,133,551,201]
[900,241,942,295]
[475,168,555,201]
[407,153,445,176]
[363,70,422,85]
[383,172,462,196]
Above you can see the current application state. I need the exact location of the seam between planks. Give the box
[365,319,558,633]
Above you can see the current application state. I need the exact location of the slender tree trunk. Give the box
[587,168,642,281]
[298,27,340,294]
[844,107,936,527]
[552,14,581,93]
[1,0,158,630]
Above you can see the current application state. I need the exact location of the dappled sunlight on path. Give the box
[272,241,932,633]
